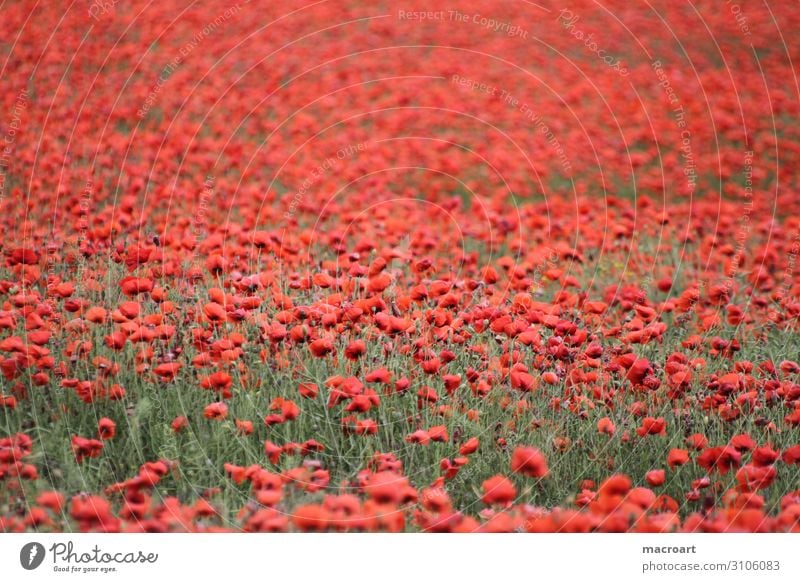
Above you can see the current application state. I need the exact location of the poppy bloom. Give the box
[203,402,228,420]
[542,371,559,384]
[85,307,107,323]
[406,430,430,445]
[269,398,300,421]
[697,446,742,475]
[200,371,234,398]
[298,383,319,399]
[636,417,666,437]
[365,368,391,383]
[510,369,537,392]
[597,417,616,436]
[71,436,104,463]
[120,277,153,296]
[667,448,690,469]
[355,419,378,435]
[596,475,632,504]
[785,408,800,426]
[730,434,756,452]
[70,495,119,532]
[440,457,469,480]
[292,504,330,532]
[685,433,709,450]
[459,437,479,455]
[510,446,549,478]
[345,395,374,413]
[118,301,140,319]
[645,469,666,487]
[481,475,517,505]
[416,386,439,407]
[427,426,448,442]
[171,416,188,432]
[235,419,253,435]
[202,302,227,323]
[626,358,652,386]
[264,441,283,464]
[153,362,182,381]
[736,464,778,492]
[752,446,780,467]
[36,491,65,513]
[363,472,410,505]
[309,338,334,357]
[97,418,116,440]
[344,340,367,360]
[781,445,800,466]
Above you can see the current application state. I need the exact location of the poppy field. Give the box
[1,0,800,533]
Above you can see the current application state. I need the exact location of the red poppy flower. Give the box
[459,437,480,455]
[203,402,228,421]
[71,436,104,463]
[645,470,666,487]
[782,445,800,466]
[481,475,517,505]
[510,446,549,478]
[171,416,188,433]
[636,417,666,437]
[667,448,690,469]
[344,340,367,360]
[97,418,116,440]
[697,446,742,475]
[597,417,616,436]
[235,419,253,435]
[363,472,410,505]
[309,338,334,357]
[298,383,318,399]
[200,371,233,398]
[153,363,182,381]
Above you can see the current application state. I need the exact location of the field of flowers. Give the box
[1,0,800,533]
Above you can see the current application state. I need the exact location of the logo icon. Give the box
[20,542,46,570]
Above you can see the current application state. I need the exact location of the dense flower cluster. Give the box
[1,0,800,532]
